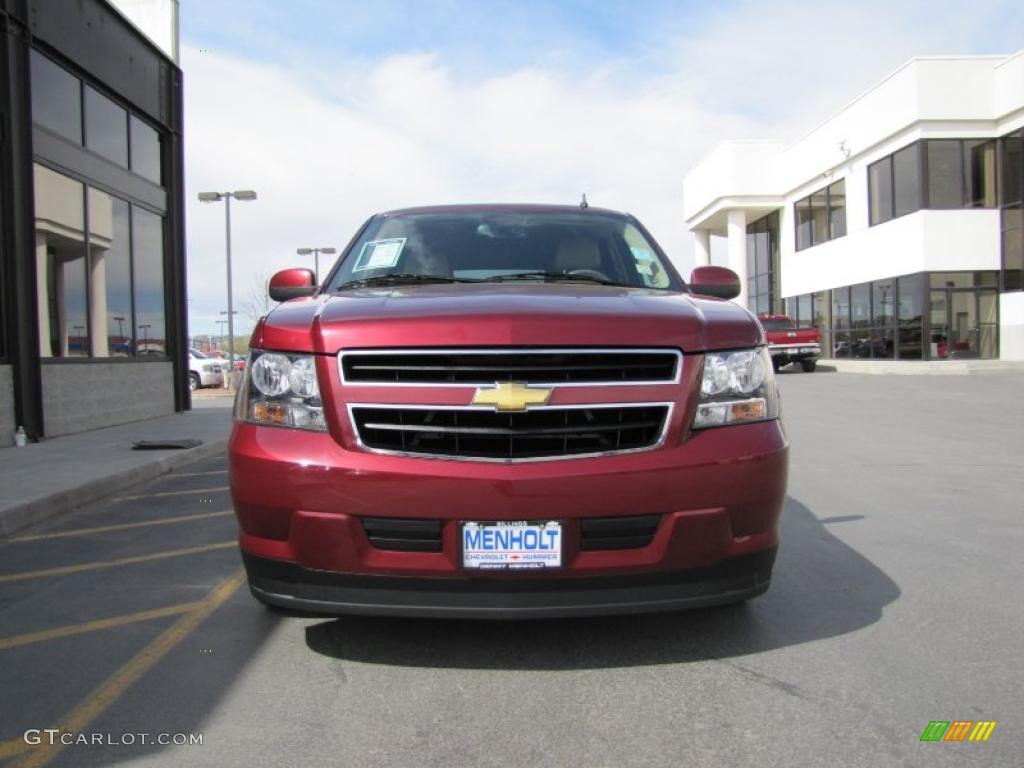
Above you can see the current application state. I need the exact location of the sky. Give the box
[177,0,1023,337]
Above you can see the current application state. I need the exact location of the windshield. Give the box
[760,317,795,331]
[326,211,682,292]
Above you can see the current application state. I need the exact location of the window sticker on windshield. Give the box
[630,246,654,262]
[352,238,406,272]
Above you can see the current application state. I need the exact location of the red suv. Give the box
[229,205,788,618]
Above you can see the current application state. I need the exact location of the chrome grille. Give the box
[340,348,680,385]
[349,404,672,461]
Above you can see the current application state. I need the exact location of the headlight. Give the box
[241,351,326,431]
[693,347,779,429]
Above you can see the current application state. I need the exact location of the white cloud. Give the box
[183,0,1017,336]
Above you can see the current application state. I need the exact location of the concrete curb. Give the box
[0,438,228,538]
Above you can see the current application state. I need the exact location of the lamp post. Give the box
[215,319,228,349]
[139,324,151,355]
[296,247,336,284]
[198,189,257,380]
[219,308,238,348]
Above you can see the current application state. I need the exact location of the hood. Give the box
[253,283,763,354]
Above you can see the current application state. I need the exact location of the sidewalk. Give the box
[816,359,1024,375]
[0,405,234,537]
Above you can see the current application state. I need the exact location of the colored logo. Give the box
[471,381,552,412]
[920,721,997,742]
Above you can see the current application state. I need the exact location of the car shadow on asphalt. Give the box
[304,497,900,670]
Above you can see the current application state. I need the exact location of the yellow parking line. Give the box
[0,738,31,759]
[10,569,245,768]
[12,510,234,542]
[0,541,236,584]
[113,486,229,501]
[172,469,227,478]
[0,602,203,651]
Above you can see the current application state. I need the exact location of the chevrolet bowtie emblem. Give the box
[471,381,552,412]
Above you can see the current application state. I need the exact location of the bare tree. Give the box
[240,270,273,328]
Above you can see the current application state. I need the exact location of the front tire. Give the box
[188,372,201,391]
[801,360,817,372]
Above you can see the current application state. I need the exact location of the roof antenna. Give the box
[579,193,589,209]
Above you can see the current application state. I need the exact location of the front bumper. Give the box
[768,344,820,362]
[230,413,787,617]
[198,370,224,386]
[244,548,776,619]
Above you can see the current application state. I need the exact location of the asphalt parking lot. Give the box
[0,372,1021,768]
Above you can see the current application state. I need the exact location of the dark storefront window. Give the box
[85,85,128,167]
[30,50,82,144]
[130,116,162,184]
[897,274,924,359]
[133,207,166,356]
[823,273,995,361]
[794,179,846,250]
[746,211,779,315]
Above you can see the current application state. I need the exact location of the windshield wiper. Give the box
[482,271,618,285]
[334,274,472,291]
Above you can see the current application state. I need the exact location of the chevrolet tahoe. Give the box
[229,204,788,618]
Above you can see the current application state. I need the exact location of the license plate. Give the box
[462,521,562,570]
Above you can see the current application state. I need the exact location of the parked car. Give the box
[758,314,820,372]
[229,204,788,618]
[188,350,225,390]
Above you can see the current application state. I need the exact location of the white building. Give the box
[683,51,1024,362]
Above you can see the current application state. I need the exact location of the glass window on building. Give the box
[34,164,88,357]
[89,189,133,356]
[795,199,812,251]
[892,144,922,218]
[810,188,828,246]
[85,86,128,167]
[30,50,82,144]
[828,179,846,239]
[1001,130,1023,291]
[132,207,166,356]
[897,274,924,360]
[869,156,893,225]
[794,180,846,250]
[964,140,996,208]
[746,212,779,315]
[1001,131,1023,207]
[926,140,963,209]
[130,115,162,184]
[1003,210,1023,291]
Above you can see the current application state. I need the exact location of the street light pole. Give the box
[199,189,257,387]
[225,193,233,358]
[297,247,336,284]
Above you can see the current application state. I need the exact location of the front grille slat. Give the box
[352,405,669,461]
[341,349,679,385]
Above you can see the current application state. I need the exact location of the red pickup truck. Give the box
[758,314,820,372]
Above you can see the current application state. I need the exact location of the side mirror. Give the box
[268,268,316,302]
[689,266,741,300]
